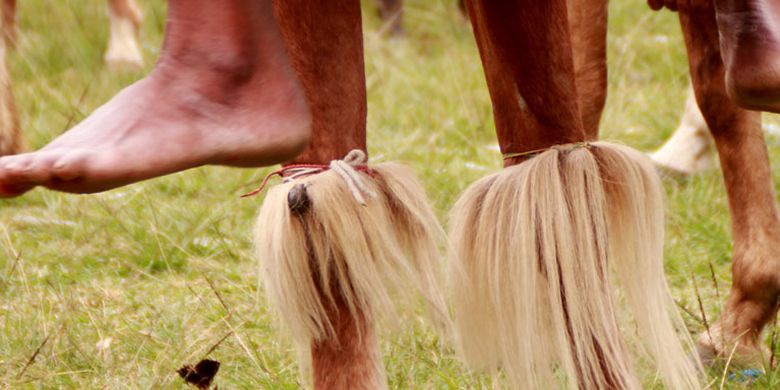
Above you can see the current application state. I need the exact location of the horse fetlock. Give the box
[732,244,780,298]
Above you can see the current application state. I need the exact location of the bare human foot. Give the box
[0,0,310,197]
[715,0,780,112]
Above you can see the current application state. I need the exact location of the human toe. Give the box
[51,151,89,182]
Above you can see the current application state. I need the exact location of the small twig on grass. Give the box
[675,300,705,326]
[690,270,712,344]
[770,302,778,369]
[222,320,274,380]
[57,82,91,134]
[201,331,233,361]
[1,250,22,291]
[16,324,67,380]
[718,342,739,390]
[187,285,210,311]
[203,274,231,317]
[16,335,51,379]
[707,261,720,301]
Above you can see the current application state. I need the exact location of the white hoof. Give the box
[651,87,715,174]
[104,9,143,68]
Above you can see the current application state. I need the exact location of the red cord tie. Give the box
[241,150,374,200]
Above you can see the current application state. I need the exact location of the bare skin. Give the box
[0,0,310,197]
[649,0,780,112]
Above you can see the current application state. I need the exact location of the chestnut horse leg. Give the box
[679,0,780,366]
[567,0,608,139]
[464,0,585,163]
[450,1,700,388]
[1,0,15,48]
[105,0,144,67]
[272,1,378,388]
[0,16,20,157]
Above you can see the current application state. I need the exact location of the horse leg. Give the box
[0,17,20,157]
[104,0,144,67]
[1,0,15,48]
[255,1,446,388]
[679,0,780,366]
[451,1,700,388]
[273,2,376,386]
[567,0,608,139]
[651,85,715,174]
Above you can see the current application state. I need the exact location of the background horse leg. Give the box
[651,85,715,174]
[105,0,144,67]
[0,0,19,157]
[679,0,780,366]
[257,1,447,388]
[2,0,15,48]
[451,0,701,388]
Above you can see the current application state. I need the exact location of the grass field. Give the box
[1,0,779,388]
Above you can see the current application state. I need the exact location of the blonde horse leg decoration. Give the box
[255,1,447,388]
[450,143,701,389]
[455,0,702,388]
[253,151,447,389]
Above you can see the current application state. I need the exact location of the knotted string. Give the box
[241,150,375,205]
[502,141,591,160]
[329,150,377,205]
